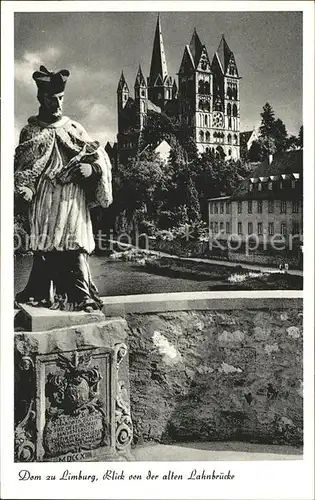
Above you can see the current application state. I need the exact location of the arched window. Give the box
[205,131,210,142]
[213,132,218,142]
[199,130,204,142]
[204,81,210,94]
[228,149,232,156]
[227,134,232,144]
[227,103,231,116]
[204,100,210,112]
[233,104,238,117]
[228,117,232,128]
[205,115,208,126]
[199,100,203,111]
[227,87,232,99]
[198,80,204,94]
[233,87,237,100]
[233,134,238,145]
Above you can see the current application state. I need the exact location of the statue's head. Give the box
[33,66,70,121]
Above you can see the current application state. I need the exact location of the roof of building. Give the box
[232,150,303,201]
[189,28,204,67]
[216,35,232,73]
[251,150,303,177]
[240,130,255,144]
[149,14,169,84]
[117,71,129,92]
[134,65,146,87]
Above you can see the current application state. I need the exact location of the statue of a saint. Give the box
[14,66,113,312]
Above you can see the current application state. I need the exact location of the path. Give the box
[106,239,303,277]
[132,441,303,461]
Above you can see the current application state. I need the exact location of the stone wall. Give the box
[126,304,303,446]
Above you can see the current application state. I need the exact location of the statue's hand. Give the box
[78,163,92,179]
[19,186,33,202]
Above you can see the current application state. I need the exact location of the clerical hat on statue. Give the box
[32,65,70,94]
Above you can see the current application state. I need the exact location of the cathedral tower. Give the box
[117,71,129,133]
[134,65,148,130]
[147,15,173,108]
[178,29,213,154]
[211,35,240,160]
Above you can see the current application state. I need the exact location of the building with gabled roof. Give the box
[116,15,241,164]
[208,150,303,266]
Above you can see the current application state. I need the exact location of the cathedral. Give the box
[116,15,241,164]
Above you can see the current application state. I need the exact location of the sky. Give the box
[14,11,302,146]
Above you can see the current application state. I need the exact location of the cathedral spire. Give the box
[189,27,203,67]
[216,34,233,73]
[149,14,168,84]
[117,71,129,92]
[134,65,146,87]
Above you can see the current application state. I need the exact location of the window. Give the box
[268,200,274,213]
[248,222,253,234]
[227,133,232,144]
[292,222,300,235]
[280,181,284,189]
[281,223,287,236]
[205,131,210,142]
[205,115,208,126]
[249,184,253,192]
[214,222,218,233]
[280,201,287,213]
[292,200,299,213]
[220,222,224,232]
[214,202,218,214]
[268,182,273,190]
[258,183,262,191]
[257,200,263,213]
[233,104,238,117]
[220,201,224,214]
[226,202,231,214]
[210,222,214,233]
[248,201,252,214]
[268,222,274,236]
[226,222,230,234]
[199,130,204,142]
[237,222,243,235]
[291,179,296,188]
[210,202,213,214]
[238,201,242,214]
[228,149,232,156]
[227,103,231,116]
[258,222,263,235]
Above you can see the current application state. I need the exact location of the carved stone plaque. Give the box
[14,323,133,462]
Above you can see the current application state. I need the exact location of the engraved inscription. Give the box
[44,408,105,457]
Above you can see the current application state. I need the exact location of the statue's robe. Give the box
[14,115,113,308]
[14,115,112,253]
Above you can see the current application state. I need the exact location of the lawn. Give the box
[14,252,302,298]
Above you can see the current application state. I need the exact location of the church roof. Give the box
[134,65,146,87]
[149,14,169,84]
[216,35,233,73]
[117,71,129,92]
[189,28,204,66]
[241,131,255,144]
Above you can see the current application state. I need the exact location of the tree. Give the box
[273,118,288,153]
[247,140,262,162]
[259,102,275,139]
[298,125,303,148]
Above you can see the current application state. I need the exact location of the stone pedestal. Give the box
[14,314,133,462]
